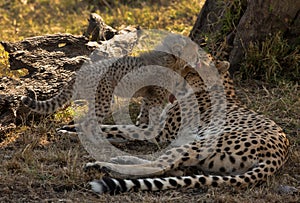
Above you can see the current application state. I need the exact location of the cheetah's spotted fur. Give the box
[21,34,290,195]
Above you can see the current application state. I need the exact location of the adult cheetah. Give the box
[21,33,290,195]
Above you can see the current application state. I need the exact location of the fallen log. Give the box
[0,13,138,135]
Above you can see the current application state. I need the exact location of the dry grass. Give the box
[0,0,299,202]
[1,81,299,202]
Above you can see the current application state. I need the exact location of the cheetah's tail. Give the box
[21,87,73,114]
[89,162,271,195]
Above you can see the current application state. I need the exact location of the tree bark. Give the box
[189,0,300,72]
[189,0,227,45]
[1,34,90,75]
[0,34,91,135]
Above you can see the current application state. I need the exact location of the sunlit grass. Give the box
[0,0,203,78]
[102,0,203,35]
[0,0,202,41]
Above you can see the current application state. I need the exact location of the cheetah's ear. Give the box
[215,60,230,75]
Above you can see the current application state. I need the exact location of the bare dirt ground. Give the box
[0,78,299,203]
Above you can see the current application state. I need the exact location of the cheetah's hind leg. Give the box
[84,144,199,179]
[109,155,151,165]
[84,161,164,179]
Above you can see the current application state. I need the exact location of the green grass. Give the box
[199,0,299,83]
[241,32,300,83]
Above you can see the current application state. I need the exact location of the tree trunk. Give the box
[189,0,300,72]
[189,0,227,45]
